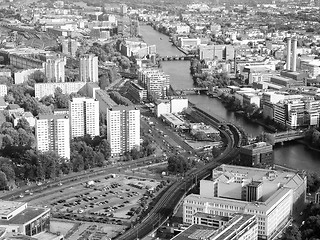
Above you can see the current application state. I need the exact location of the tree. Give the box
[281,225,301,240]
[93,152,105,167]
[0,158,15,182]
[71,152,84,172]
[0,171,8,190]
[194,131,207,141]
[16,118,31,132]
[98,74,110,90]
[98,139,111,160]
[54,87,69,109]
[29,70,47,83]
[130,147,140,160]
[167,155,190,174]
[212,147,220,158]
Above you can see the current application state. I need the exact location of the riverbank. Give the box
[296,139,320,153]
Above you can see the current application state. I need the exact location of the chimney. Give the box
[286,37,291,71]
[292,36,297,72]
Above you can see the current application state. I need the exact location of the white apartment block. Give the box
[107,106,140,156]
[183,164,306,240]
[35,82,86,99]
[69,97,99,138]
[138,68,170,99]
[45,57,65,82]
[79,54,98,82]
[35,115,70,159]
[0,84,7,97]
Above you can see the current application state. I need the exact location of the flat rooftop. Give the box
[171,224,216,240]
[0,207,49,225]
[193,212,229,222]
[0,201,26,216]
[162,113,185,126]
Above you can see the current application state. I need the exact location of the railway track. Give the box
[116,108,241,240]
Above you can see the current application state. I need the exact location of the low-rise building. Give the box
[12,112,35,128]
[0,200,50,237]
[239,142,274,167]
[172,214,258,240]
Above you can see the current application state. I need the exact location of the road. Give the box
[116,108,242,240]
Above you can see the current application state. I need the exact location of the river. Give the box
[139,24,320,172]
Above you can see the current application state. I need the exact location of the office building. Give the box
[183,164,306,240]
[69,97,99,138]
[79,54,98,82]
[35,115,70,159]
[172,214,258,240]
[45,57,65,82]
[199,44,235,61]
[106,106,140,156]
[138,68,170,99]
[0,200,50,237]
[239,142,274,167]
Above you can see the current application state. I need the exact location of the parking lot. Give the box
[25,174,167,226]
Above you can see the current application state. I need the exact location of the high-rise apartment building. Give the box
[45,56,65,82]
[62,38,78,57]
[35,114,70,159]
[106,106,140,156]
[69,97,99,139]
[79,54,98,82]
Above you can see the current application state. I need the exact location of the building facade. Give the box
[45,57,65,82]
[239,142,274,167]
[69,97,99,138]
[79,54,98,82]
[183,164,306,240]
[35,82,86,99]
[106,106,140,156]
[35,114,70,159]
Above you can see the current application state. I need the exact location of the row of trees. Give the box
[0,134,111,189]
[304,128,320,150]
[109,91,133,106]
[281,203,320,240]
[123,138,156,161]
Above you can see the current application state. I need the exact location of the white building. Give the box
[79,54,98,82]
[155,98,188,117]
[106,106,140,156]
[183,164,306,240]
[35,114,70,159]
[138,68,170,99]
[0,84,7,97]
[45,57,65,82]
[35,82,86,99]
[69,97,99,139]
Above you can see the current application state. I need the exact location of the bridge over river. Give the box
[263,130,305,145]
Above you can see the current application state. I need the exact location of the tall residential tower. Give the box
[69,97,100,138]
[35,114,70,159]
[79,54,98,82]
[106,106,140,156]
